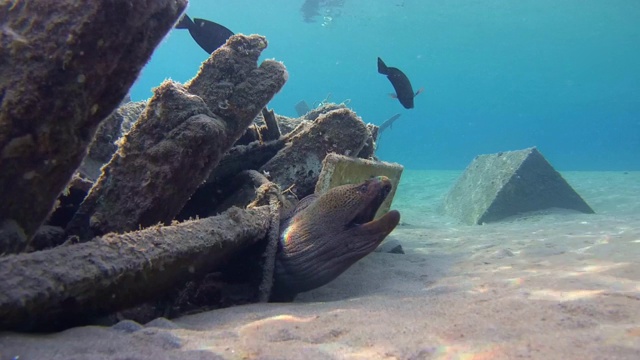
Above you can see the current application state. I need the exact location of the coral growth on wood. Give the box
[0,3,398,332]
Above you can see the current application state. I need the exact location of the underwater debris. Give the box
[443,147,595,225]
[375,238,405,254]
[0,206,271,332]
[0,3,401,330]
[79,100,146,181]
[304,101,348,121]
[261,107,282,141]
[66,34,287,240]
[357,123,379,159]
[312,92,351,109]
[0,0,187,247]
[259,108,370,198]
[178,138,287,221]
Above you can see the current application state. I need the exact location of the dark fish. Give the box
[175,14,234,54]
[378,113,402,135]
[377,57,422,109]
[295,100,311,117]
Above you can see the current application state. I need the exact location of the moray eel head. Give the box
[271,176,401,301]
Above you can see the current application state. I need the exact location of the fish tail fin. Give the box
[377,57,389,75]
[175,13,193,29]
[414,87,425,97]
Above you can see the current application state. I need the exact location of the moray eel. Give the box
[271,176,401,301]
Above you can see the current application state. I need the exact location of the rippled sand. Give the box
[2,170,639,360]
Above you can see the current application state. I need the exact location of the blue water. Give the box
[130,0,640,171]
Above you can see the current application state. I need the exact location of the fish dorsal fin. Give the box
[377,57,389,75]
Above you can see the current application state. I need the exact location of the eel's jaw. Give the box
[349,176,393,226]
[345,176,399,254]
[349,209,400,254]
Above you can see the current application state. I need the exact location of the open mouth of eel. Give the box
[350,176,394,227]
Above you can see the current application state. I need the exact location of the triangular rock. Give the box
[443,147,594,224]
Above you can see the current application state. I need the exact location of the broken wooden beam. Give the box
[0,0,187,244]
[0,206,271,331]
[67,35,288,240]
[260,108,370,198]
[261,107,282,141]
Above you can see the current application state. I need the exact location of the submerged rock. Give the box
[443,147,595,224]
[375,238,405,254]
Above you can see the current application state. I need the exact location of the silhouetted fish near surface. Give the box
[377,57,423,109]
[175,14,234,54]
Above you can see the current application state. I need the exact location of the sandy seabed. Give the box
[1,170,639,360]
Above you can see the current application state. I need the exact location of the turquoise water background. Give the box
[130,0,640,171]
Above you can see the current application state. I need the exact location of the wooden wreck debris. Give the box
[357,123,380,159]
[79,100,147,181]
[176,139,287,221]
[29,225,66,252]
[67,34,288,240]
[0,0,407,336]
[105,173,287,324]
[0,206,271,331]
[207,139,287,186]
[0,1,398,331]
[0,0,187,245]
[261,107,282,141]
[185,35,288,137]
[232,107,283,146]
[0,220,26,255]
[66,83,223,240]
[260,108,370,198]
[209,170,275,216]
[271,113,308,135]
[303,103,347,121]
